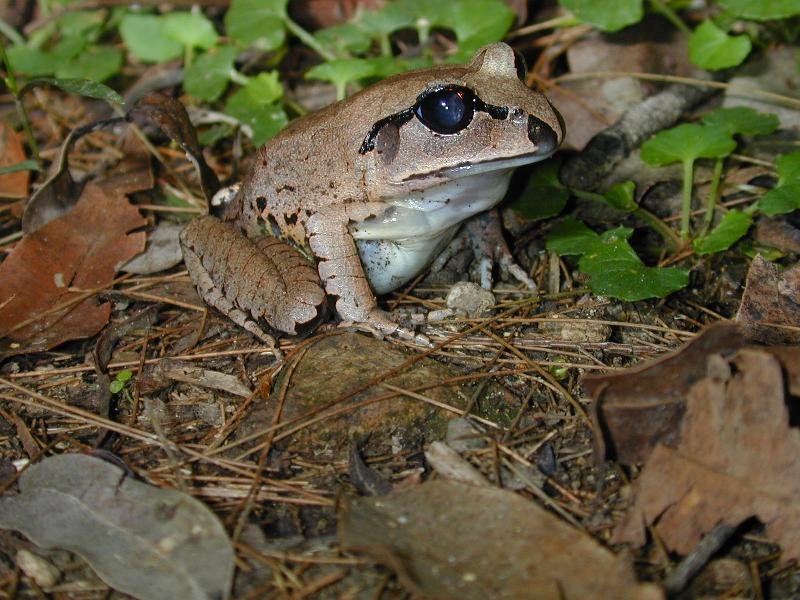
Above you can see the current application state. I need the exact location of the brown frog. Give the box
[180,42,563,347]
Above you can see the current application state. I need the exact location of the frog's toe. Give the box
[467,210,537,291]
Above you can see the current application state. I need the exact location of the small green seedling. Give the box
[641,107,778,252]
[641,123,736,239]
[110,369,134,395]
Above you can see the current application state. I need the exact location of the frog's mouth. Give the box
[400,151,550,183]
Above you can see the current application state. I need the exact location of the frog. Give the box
[179,42,563,348]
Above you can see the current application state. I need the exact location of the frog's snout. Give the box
[528,115,560,156]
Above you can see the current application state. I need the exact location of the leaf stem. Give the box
[0,17,24,46]
[699,158,723,236]
[648,0,691,35]
[681,159,694,239]
[0,39,39,164]
[228,68,249,87]
[379,32,392,57]
[284,17,337,61]
[506,14,581,39]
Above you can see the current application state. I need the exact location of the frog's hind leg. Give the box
[180,216,326,353]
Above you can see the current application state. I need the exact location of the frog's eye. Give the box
[415,87,475,135]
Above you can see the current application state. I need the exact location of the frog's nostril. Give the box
[528,115,558,156]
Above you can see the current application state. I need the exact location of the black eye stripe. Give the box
[359,86,509,155]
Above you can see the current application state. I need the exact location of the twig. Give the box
[662,522,737,595]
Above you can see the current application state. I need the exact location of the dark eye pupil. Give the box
[415,88,475,134]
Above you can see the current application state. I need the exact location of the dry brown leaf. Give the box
[340,479,663,600]
[0,182,147,355]
[129,93,219,202]
[613,348,800,560]
[736,255,800,344]
[0,121,30,199]
[584,323,746,465]
[548,20,692,150]
[754,217,800,254]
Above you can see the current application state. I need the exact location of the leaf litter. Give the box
[613,347,800,561]
[0,137,151,356]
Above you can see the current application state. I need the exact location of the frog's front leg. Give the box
[306,204,427,344]
[468,209,538,290]
[433,209,537,290]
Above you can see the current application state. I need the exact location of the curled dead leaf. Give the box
[613,347,800,561]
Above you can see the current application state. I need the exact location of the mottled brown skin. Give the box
[185,42,563,344]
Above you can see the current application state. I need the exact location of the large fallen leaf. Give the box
[584,323,746,465]
[0,453,234,600]
[0,179,147,355]
[613,348,800,560]
[339,479,663,600]
[0,121,30,198]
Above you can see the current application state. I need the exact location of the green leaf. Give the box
[0,160,40,175]
[358,1,415,35]
[688,20,751,71]
[758,184,800,216]
[508,159,569,221]
[314,22,373,55]
[775,149,800,185]
[693,210,752,255]
[717,0,800,20]
[580,233,689,300]
[241,71,284,104]
[225,75,288,145]
[116,370,133,383]
[27,77,123,104]
[6,46,55,76]
[119,14,183,63]
[305,58,379,98]
[546,218,689,300]
[225,0,287,50]
[602,181,638,213]
[109,380,124,394]
[640,123,737,166]
[184,45,237,101]
[700,107,780,137]
[162,12,219,50]
[558,0,643,32]
[58,10,104,40]
[55,46,123,82]
[447,0,515,51]
[198,123,235,146]
[755,151,800,216]
[739,241,785,261]
[545,217,598,255]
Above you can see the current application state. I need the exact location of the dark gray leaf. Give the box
[0,454,234,600]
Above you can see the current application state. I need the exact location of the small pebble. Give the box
[16,549,60,588]
[445,282,496,317]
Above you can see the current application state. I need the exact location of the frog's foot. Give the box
[466,209,537,291]
[180,216,326,356]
